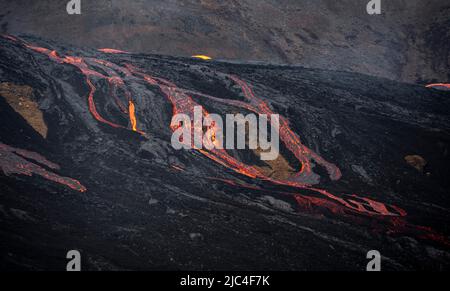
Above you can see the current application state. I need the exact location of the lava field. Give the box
[0,35,449,270]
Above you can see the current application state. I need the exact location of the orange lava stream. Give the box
[125,64,404,217]
[98,48,130,54]
[128,100,138,132]
[426,83,450,89]
[228,75,342,182]
[23,44,142,134]
[0,142,86,192]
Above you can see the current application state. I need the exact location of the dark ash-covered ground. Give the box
[0,35,449,270]
[2,0,449,84]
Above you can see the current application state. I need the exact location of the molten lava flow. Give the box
[228,75,342,182]
[123,64,406,217]
[98,48,130,54]
[426,83,450,90]
[2,34,18,42]
[17,38,404,217]
[128,100,138,132]
[23,43,144,134]
[192,55,212,60]
[12,36,447,244]
[0,142,86,192]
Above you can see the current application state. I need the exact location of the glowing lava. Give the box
[124,64,404,217]
[426,83,450,90]
[98,48,130,54]
[192,55,212,60]
[23,43,143,134]
[0,142,86,192]
[14,37,406,216]
[128,100,138,132]
[6,34,447,245]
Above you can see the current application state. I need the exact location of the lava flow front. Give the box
[0,142,86,192]
[426,83,450,90]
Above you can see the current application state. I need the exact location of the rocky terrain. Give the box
[0,0,449,84]
[0,34,449,270]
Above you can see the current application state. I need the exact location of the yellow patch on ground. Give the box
[0,82,48,138]
[253,148,296,180]
[405,155,427,172]
[192,55,212,60]
[233,117,296,180]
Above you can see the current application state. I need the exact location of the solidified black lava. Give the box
[0,35,449,271]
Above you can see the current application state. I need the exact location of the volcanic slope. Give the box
[0,35,449,270]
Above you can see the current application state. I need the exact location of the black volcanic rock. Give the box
[0,0,449,84]
[0,35,449,271]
